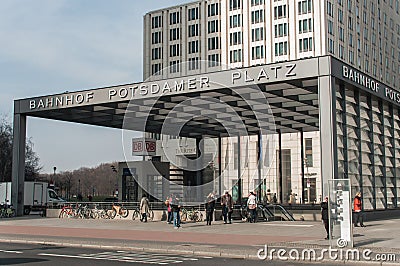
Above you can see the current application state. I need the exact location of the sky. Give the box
[0,0,189,173]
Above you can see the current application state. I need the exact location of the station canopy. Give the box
[15,57,327,137]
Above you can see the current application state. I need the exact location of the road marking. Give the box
[0,249,23,254]
[264,224,314,227]
[39,251,201,265]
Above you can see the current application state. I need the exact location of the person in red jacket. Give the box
[353,192,366,227]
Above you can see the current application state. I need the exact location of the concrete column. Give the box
[218,136,222,197]
[257,132,262,202]
[237,135,242,203]
[318,76,338,197]
[196,137,203,202]
[12,106,26,216]
[300,130,305,203]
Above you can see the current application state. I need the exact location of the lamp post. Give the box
[110,165,118,198]
[52,166,57,190]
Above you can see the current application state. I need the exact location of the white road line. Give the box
[37,252,195,264]
[264,224,314,227]
[0,249,23,254]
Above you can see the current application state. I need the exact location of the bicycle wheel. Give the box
[132,210,140,220]
[180,210,187,222]
[196,212,203,222]
[147,210,154,221]
[120,207,129,218]
[110,209,117,219]
[59,210,66,218]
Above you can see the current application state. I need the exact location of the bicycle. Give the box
[59,204,74,218]
[180,207,203,222]
[110,203,129,219]
[132,207,154,221]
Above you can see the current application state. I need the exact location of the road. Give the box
[0,242,342,266]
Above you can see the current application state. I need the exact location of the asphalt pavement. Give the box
[0,215,399,265]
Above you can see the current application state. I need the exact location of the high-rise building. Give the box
[144,0,400,88]
[142,0,400,206]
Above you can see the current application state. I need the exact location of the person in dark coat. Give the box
[205,192,216,225]
[321,196,329,240]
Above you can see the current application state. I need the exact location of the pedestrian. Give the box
[247,191,257,223]
[266,189,272,204]
[171,195,181,229]
[321,196,329,240]
[353,191,366,227]
[205,192,216,225]
[165,194,173,224]
[140,194,150,222]
[272,193,277,203]
[221,191,233,224]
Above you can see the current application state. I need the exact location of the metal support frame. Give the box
[300,130,305,203]
[278,131,283,203]
[11,111,26,216]
[218,136,222,198]
[318,76,338,197]
[237,135,242,203]
[196,137,203,202]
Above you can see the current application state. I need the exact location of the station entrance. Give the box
[12,56,400,216]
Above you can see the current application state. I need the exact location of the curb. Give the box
[0,238,398,264]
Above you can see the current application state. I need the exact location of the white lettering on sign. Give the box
[232,64,297,84]
[29,92,95,110]
[342,65,379,93]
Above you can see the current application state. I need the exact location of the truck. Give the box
[0,181,65,215]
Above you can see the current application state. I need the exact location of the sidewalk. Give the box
[0,216,399,262]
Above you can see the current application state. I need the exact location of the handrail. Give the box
[266,204,296,221]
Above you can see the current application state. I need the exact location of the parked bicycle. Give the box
[131,207,154,221]
[110,203,129,219]
[180,207,203,222]
[0,203,15,218]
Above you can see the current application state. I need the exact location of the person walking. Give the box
[247,191,257,223]
[140,194,150,222]
[205,192,216,225]
[321,196,330,240]
[221,191,233,224]
[171,195,181,229]
[165,194,173,224]
[353,191,366,227]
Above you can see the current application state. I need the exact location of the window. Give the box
[299,18,312,33]
[274,41,288,56]
[169,60,180,73]
[151,47,162,60]
[151,31,162,44]
[251,10,264,24]
[274,5,287,19]
[328,20,334,35]
[252,45,264,59]
[188,7,199,21]
[338,9,344,24]
[169,12,180,25]
[151,16,162,29]
[151,63,162,75]
[252,27,264,41]
[299,37,313,52]
[328,38,335,53]
[339,45,345,59]
[169,28,180,41]
[188,24,199,37]
[208,20,219,33]
[230,14,242,28]
[208,3,219,17]
[230,0,241,11]
[188,57,199,70]
[251,0,264,6]
[230,49,242,63]
[305,138,313,167]
[230,32,242,45]
[327,1,334,17]
[275,23,288,37]
[169,44,180,57]
[208,54,220,67]
[188,40,199,54]
[298,0,313,14]
[208,37,219,50]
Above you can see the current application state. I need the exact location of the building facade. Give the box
[142,0,400,208]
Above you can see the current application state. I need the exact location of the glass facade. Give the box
[335,81,400,210]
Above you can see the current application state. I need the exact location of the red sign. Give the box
[132,138,156,155]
